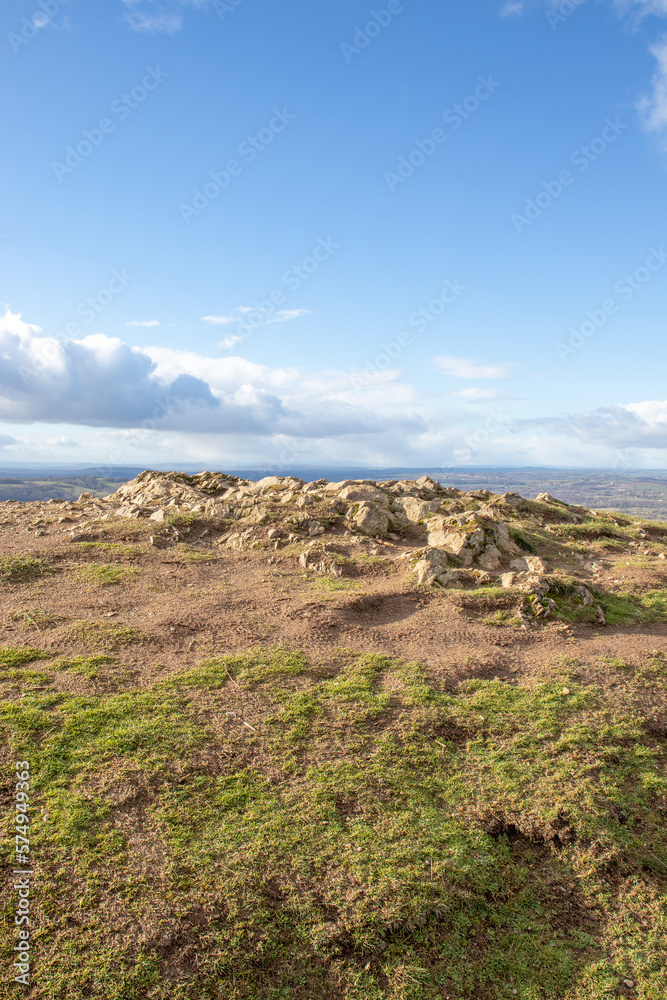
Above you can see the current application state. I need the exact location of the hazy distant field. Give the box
[0,476,127,502]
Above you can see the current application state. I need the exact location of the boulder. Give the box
[392,497,442,523]
[412,548,449,586]
[299,547,344,577]
[535,492,567,506]
[339,485,390,508]
[436,569,479,589]
[415,475,441,491]
[220,529,254,550]
[426,522,474,566]
[499,570,547,596]
[513,573,548,596]
[351,502,390,537]
[489,519,520,554]
[477,544,502,571]
[240,505,269,526]
[510,555,547,574]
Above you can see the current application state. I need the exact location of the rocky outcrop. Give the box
[99,468,615,605]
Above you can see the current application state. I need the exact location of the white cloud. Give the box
[202,314,237,326]
[0,309,424,441]
[266,309,310,325]
[517,400,667,449]
[624,398,667,423]
[618,0,667,14]
[8,307,667,469]
[204,307,310,327]
[451,388,500,399]
[432,356,514,379]
[124,11,183,32]
[501,2,667,136]
[639,35,667,133]
[217,334,244,350]
[126,320,160,328]
[120,0,211,34]
[202,306,310,348]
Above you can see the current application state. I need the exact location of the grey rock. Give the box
[339,485,390,509]
[351,502,390,537]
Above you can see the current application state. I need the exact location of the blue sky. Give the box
[1,0,667,470]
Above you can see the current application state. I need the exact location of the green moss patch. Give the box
[51,654,116,680]
[0,555,51,584]
[63,620,150,650]
[0,645,51,669]
[1,648,666,999]
[76,564,140,587]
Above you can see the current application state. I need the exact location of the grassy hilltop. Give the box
[1,471,666,999]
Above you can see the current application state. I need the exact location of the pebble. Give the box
[562,688,571,696]
[623,981,635,989]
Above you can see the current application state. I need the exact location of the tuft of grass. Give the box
[481,609,523,628]
[76,564,140,587]
[0,555,51,584]
[552,523,626,542]
[165,646,309,690]
[0,645,51,669]
[173,546,219,563]
[595,590,667,626]
[543,581,667,626]
[51,655,116,680]
[74,541,144,557]
[310,576,360,593]
[508,526,539,553]
[8,608,68,629]
[63,620,149,650]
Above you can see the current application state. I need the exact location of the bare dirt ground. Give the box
[1,503,666,709]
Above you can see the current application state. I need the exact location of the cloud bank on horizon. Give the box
[2,309,667,469]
